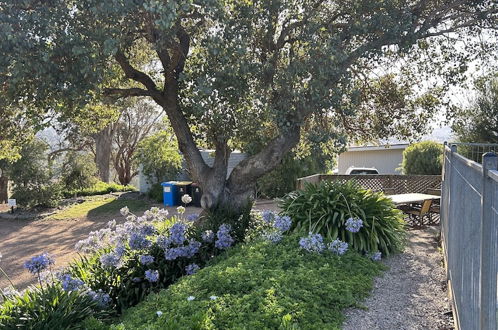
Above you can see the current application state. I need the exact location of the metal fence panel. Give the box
[441,144,498,330]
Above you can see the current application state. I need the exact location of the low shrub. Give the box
[401,141,443,175]
[280,181,405,256]
[0,283,111,329]
[88,233,383,329]
[60,152,99,191]
[64,181,137,198]
[147,183,163,203]
[12,182,64,208]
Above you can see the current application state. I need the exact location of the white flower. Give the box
[187,295,195,301]
[120,206,129,216]
[210,295,218,300]
[156,311,163,317]
[177,206,186,215]
[181,194,192,204]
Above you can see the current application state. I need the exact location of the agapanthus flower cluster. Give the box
[201,230,214,243]
[169,223,187,245]
[345,217,363,233]
[177,206,186,214]
[139,255,155,265]
[186,214,199,222]
[262,231,283,243]
[215,224,234,249]
[24,253,54,275]
[100,253,121,268]
[299,233,326,253]
[145,269,159,283]
[370,251,382,261]
[164,240,201,260]
[129,233,152,250]
[260,211,292,243]
[328,239,349,255]
[185,263,200,275]
[60,274,85,292]
[88,289,112,307]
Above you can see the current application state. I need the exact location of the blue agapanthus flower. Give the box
[201,230,214,243]
[299,232,325,253]
[169,223,187,245]
[370,251,382,261]
[345,217,363,233]
[139,255,155,265]
[215,224,234,249]
[60,274,85,292]
[274,215,292,232]
[24,253,54,275]
[88,289,112,307]
[328,239,348,255]
[186,214,199,222]
[129,233,152,250]
[261,210,275,223]
[100,253,121,268]
[263,230,283,243]
[185,263,200,275]
[145,269,159,282]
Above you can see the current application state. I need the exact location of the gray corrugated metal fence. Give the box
[441,143,498,330]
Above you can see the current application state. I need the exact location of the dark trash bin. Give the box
[174,181,192,206]
[191,183,202,207]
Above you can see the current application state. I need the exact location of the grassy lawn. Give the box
[49,197,150,220]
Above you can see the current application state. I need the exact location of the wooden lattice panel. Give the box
[297,174,441,194]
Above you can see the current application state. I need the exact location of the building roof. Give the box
[346,143,409,152]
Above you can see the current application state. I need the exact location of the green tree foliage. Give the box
[60,152,99,192]
[1,0,496,211]
[3,138,63,208]
[401,141,443,175]
[135,130,183,183]
[452,75,498,144]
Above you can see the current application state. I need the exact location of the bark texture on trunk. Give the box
[0,176,8,204]
[94,126,114,183]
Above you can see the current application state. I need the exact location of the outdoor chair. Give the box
[382,188,396,195]
[425,188,441,224]
[404,199,433,227]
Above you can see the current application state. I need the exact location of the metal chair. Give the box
[404,199,433,227]
[382,188,396,195]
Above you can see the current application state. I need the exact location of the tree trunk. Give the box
[94,125,114,183]
[0,176,8,204]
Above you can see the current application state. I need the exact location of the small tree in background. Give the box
[60,152,99,192]
[401,141,443,175]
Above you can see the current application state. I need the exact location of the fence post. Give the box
[480,152,498,330]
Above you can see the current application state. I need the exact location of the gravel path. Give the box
[343,227,454,330]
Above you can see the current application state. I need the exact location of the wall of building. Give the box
[337,149,404,175]
[138,151,247,194]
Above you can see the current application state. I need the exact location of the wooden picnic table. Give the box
[387,193,441,205]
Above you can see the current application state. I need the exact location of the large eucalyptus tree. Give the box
[1,0,497,211]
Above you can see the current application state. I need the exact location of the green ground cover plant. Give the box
[84,233,384,329]
[280,181,406,256]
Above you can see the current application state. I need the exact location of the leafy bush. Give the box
[280,181,405,256]
[256,154,326,198]
[89,233,383,329]
[65,181,137,198]
[5,138,63,208]
[401,141,443,175]
[147,183,163,203]
[61,152,99,192]
[0,282,111,329]
[135,130,183,184]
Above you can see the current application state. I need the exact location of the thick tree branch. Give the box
[115,51,159,92]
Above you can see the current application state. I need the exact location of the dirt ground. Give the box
[0,199,278,290]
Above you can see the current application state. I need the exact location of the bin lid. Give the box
[174,181,193,185]
[160,181,176,186]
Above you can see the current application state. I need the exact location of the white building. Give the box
[138,150,247,193]
[337,144,409,175]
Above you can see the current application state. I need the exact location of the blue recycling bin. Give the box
[161,182,177,206]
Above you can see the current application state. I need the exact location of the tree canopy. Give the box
[1,0,497,210]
